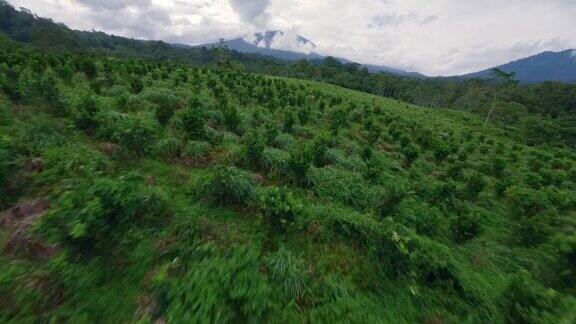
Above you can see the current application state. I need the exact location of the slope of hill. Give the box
[1,1,575,149]
[1,30,576,323]
[462,49,576,83]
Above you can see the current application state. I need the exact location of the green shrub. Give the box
[307,204,382,247]
[130,77,143,94]
[407,237,461,290]
[16,115,66,154]
[523,171,543,189]
[184,140,211,160]
[287,146,313,187]
[420,180,457,205]
[495,172,514,197]
[364,117,383,144]
[331,152,366,174]
[433,141,454,161]
[245,130,266,170]
[392,198,447,238]
[399,134,412,147]
[329,108,348,135]
[40,144,107,183]
[521,116,561,146]
[312,167,379,211]
[506,186,556,245]
[310,131,331,167]
[401,143,420,165]
[160,244,271,323]
[506,186,554,218]
[153,136,182,160]
[262,148,290,178]
[266,248,309,302]
[446,162,465,180]
[502,275,571,324]
[259,187,302,233]
[141,89,180,125]
[97,111,159,156]
[544,187,576,211]
[365,153,403,185]
[465,172,486,199]
[273,133,295,150]
[207,166,256,207]
[377,185,408,217]
[263,120,280,145]
[74,95,99,132]
[283,110,299,134]
[224,105,242,134]
[490,156,508,177]
[0,136,19,209]
[37,174,168,252]
[180,107,206,140]
[451,212,482,243]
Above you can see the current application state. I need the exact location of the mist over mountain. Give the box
[196,30,424,77]
[195,30,576,82]
[247,30,317,53]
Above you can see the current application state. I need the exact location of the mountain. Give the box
[194,31,324,62]
[249,30,317,52]
[196,30,423,77]
[461,49,576,83]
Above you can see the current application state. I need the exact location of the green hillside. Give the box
[1,1,575,150]
[1,31,576,323]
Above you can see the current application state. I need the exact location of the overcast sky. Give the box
[7,0,576,76]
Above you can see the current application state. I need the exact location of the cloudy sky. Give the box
[7,0,576,76]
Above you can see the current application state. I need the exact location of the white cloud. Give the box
[7,0,576,76]
[228,0,271,27]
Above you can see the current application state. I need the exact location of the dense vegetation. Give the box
[1,1,575,149]
[282,59,576,147]
[1,2,576,323]
[2,29,576,322]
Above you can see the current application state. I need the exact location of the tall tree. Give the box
[484,68,518,126]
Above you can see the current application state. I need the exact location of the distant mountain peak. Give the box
[244,30,317,54]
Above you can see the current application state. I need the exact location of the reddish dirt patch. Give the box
[1,199,57,260]
[378,142,396,153]
[431,170,445,180]
[97,142,121,156]
[250,172,266,185]
[22,275,65,312]
[23,158,44,173]
[181,155,214,168]
[305,220,323,240]
[470,251,489,268]
[425,315,444,324]
[145,175,157,186]
[135,294,159,321]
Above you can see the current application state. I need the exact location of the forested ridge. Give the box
[1,1,576,323]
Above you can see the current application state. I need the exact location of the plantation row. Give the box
[1,36,576,323]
